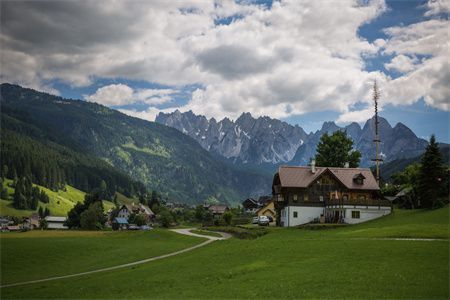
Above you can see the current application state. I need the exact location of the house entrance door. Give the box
[334,210,340,223]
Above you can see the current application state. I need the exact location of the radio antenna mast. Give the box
[371,80,383,184]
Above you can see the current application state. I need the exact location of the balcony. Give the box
[326,198,391,207]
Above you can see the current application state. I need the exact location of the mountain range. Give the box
[0,84,271,205]
[156,110,429,168]
[0,83,438,206]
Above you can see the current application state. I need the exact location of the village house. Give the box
[242,198,259,214]
[204,204,230,218]
[45,216,68,229]
[272,161,392,227]
[255,199,276,222]
[117,203,155,223]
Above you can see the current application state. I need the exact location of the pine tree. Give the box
[417,135,447,208]
[38,206,44,218]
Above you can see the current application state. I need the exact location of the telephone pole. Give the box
[371,81,383,184]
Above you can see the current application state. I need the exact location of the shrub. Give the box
[203,226,268,239]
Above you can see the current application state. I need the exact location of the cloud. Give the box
[85,84,174,106]
[424,0,450,16]
[336,107,377,125]
[380,18,450,110]
[384,54,418,73]
[2,0,448,126]
[118,107,177,122]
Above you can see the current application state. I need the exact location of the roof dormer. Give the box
[353,173,366,185]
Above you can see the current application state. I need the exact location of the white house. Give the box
[272,163,392,227]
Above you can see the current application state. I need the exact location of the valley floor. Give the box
[1,207,448,299]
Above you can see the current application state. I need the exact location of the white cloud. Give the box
[336,107,377,125]
[118,107,177,122]
[85,84,174,106]
[384,54,418,73]
[2,0,448,126]
[380,18,450,110]
[424,0,450,16]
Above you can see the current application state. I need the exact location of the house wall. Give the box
[281,206,324,227]
[343,206,391,224]
[256,201,276,220]
[118,208,130,219]
[47,222,68,229]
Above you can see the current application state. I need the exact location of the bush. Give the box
[157,210,174,228]
[80,202,105,230]
[202,226,268,239]
[223,211,232,225]
[231,217,251,226]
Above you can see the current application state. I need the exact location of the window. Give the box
[304,193,309,201]
[293,194,298,202]
[319,196,324,202]
[343,194,349,201]
[358,195,366,201]
[351,211,360,219]
[293,211,298,218]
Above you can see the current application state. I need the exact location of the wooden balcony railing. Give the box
[326,198,391,207]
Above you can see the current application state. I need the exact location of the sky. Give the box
[1,0,449,142]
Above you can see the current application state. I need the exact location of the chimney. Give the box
[310,159,316,174]
[344,162,349,168]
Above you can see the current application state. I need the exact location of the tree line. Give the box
[1,129,147,201]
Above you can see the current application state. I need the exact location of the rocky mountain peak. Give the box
[157,110,428,168]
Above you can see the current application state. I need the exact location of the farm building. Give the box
[272,162,391,227]
[45,216,68,229]
[117,203,154,222]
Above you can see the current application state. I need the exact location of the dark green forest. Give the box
[0,84,270,204]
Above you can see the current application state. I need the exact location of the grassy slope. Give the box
[1,207,448,299]
[0,179,116,217]
[0,230,203,285]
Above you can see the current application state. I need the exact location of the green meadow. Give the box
[0,179,122,217]
[1,207,449,299]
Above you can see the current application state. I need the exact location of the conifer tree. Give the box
[417,135,447,208]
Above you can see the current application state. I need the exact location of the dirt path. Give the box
[0,228,230,289]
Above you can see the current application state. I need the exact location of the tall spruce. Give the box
[417,135,447,208]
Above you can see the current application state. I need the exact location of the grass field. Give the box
[0,179,117,217]
[0,229,203,285]
[1,207,448,299]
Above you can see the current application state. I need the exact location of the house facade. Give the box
[45,216,68,229]
[242,198,259,214]
[272,164,391,227]
[256,200,276,221]
[117,203,154,223]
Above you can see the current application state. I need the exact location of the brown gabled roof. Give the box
[208,205,229,214]
[277,166,379,191]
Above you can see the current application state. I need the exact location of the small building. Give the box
[113,217,129,230]
[117,203,155,223]
[272,163,392,227]
[205,205,230,218]
[23,213,40,230]
[45,216,68,229]
[6,225,21,232]
[256,199,276,222]
[242,198,259,214]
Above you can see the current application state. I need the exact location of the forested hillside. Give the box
[0,84,270,204]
